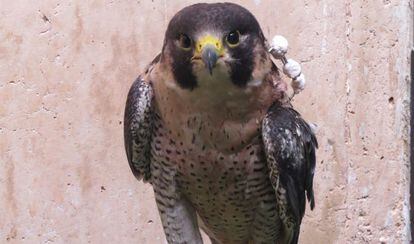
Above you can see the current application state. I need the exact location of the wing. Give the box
[123,55,160,182]
[262,102,318,244]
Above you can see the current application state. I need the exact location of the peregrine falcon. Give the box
[124,3,317,244]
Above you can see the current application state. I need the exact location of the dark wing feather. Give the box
[262,102,318,244]
[124,54,160,182]
[124,76,154,182]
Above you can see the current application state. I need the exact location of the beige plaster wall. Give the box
[0,0,412,243]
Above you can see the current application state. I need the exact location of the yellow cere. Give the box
[195,35,225,56]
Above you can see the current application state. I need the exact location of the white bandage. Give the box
[283,59,301,79]
[269,35,289,58]
[292,73,306,94]
[268,35,307,96]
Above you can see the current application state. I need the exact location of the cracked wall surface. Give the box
[0,0,412,243]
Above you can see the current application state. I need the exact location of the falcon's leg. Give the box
[153,181,202,244]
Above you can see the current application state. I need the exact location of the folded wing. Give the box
[262,102,318,244]
[124,77,154,182]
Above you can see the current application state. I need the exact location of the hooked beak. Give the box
[202,45,218,75]
[194,35,223,76]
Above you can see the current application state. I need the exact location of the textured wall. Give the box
[0,0,412,243]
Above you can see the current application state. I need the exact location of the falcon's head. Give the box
[161,3,272,90]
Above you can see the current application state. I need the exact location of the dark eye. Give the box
[226,31,240,47]
[178,34,192,50]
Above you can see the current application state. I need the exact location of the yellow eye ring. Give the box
[226,30,240,48]
[178,34,192,51]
